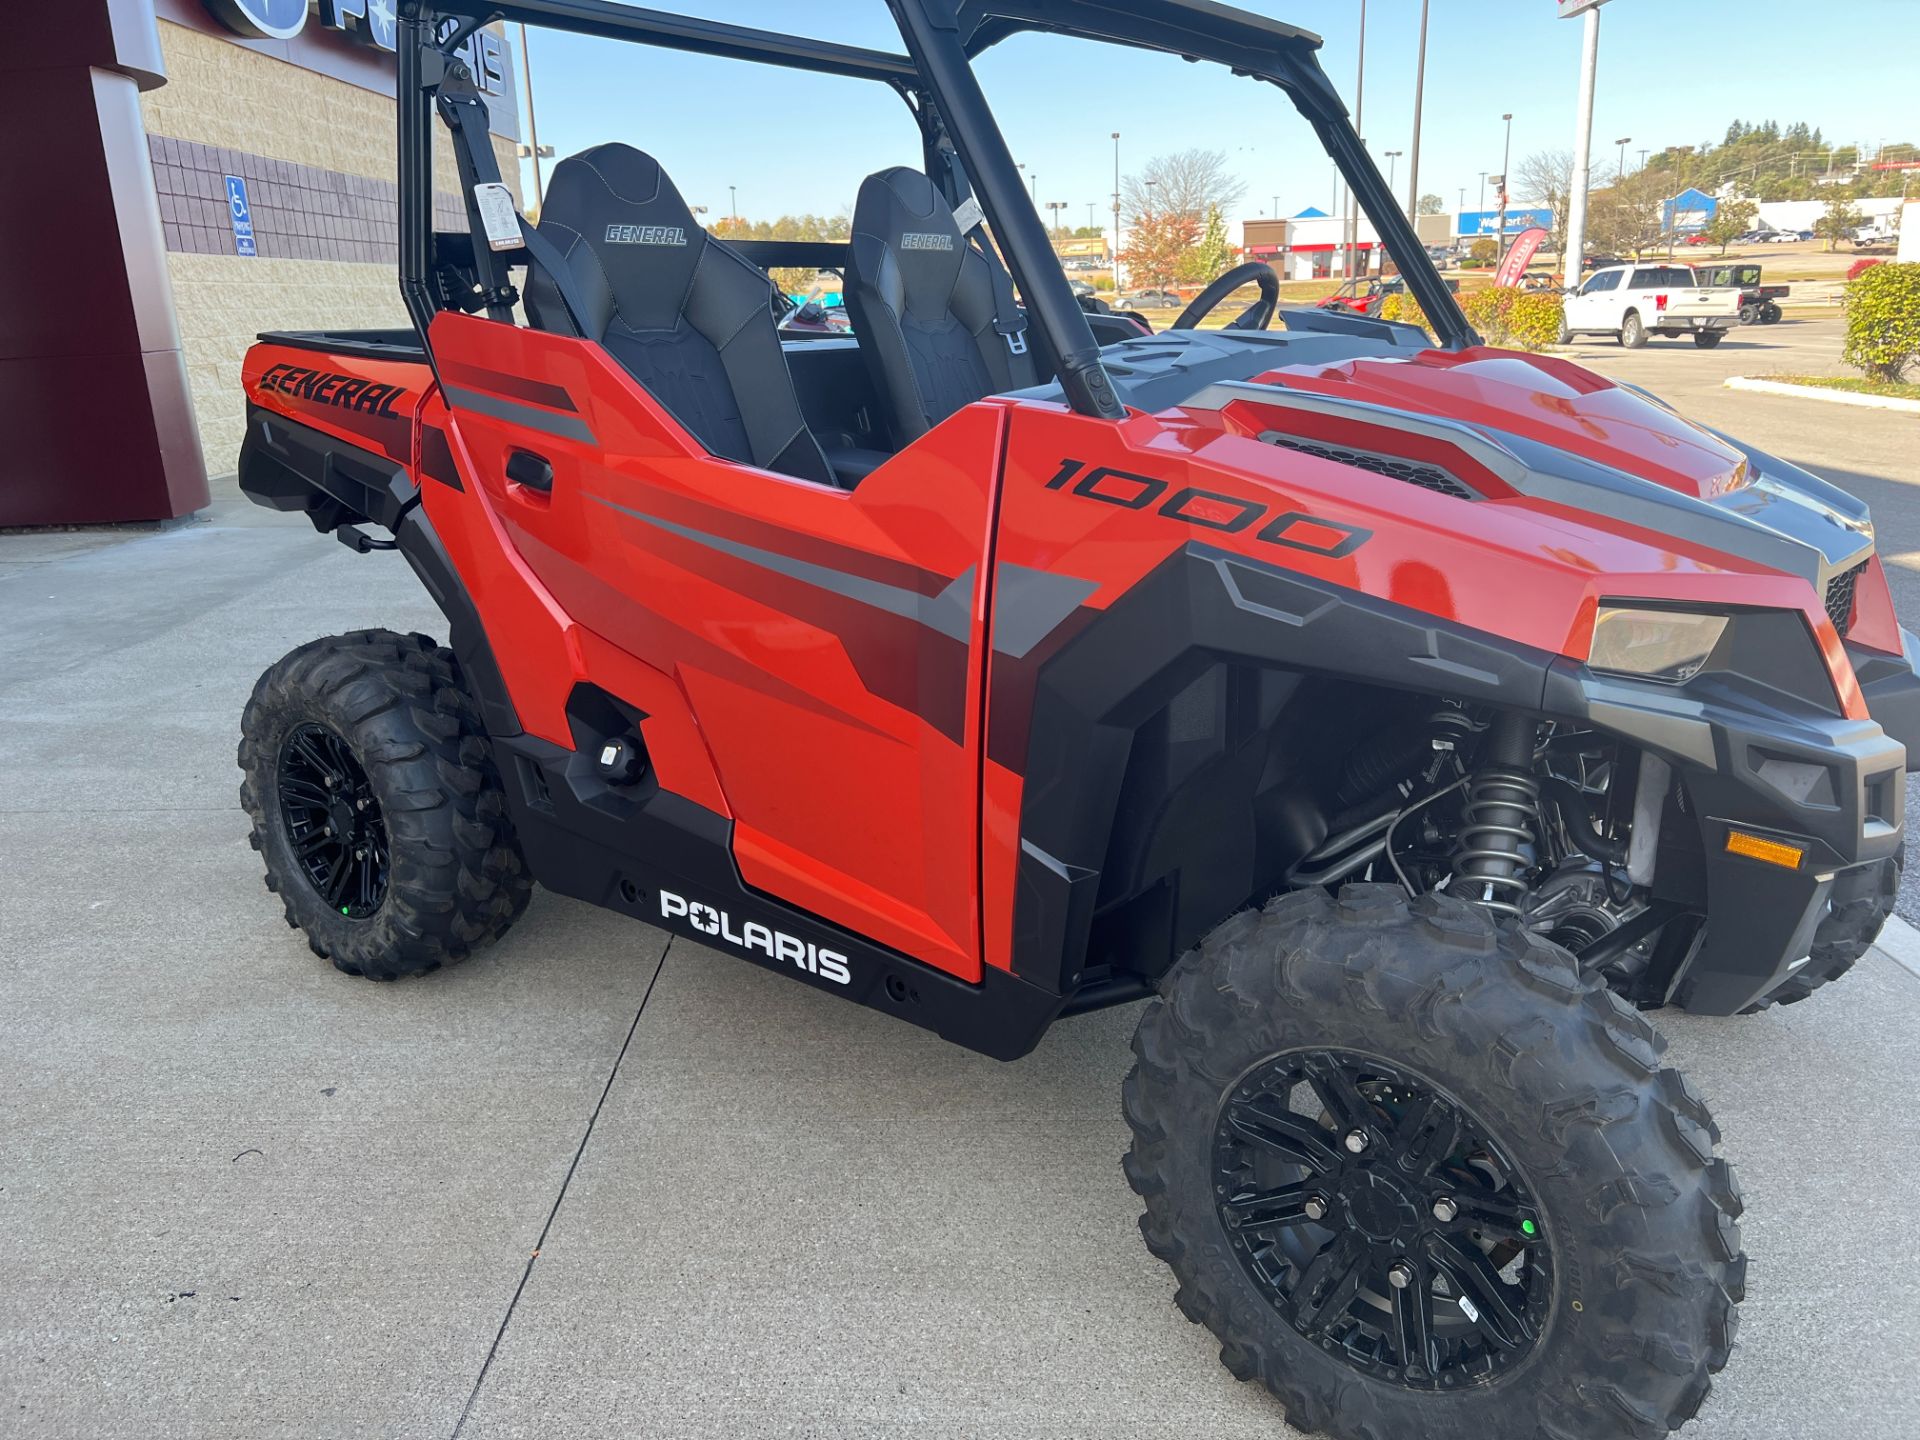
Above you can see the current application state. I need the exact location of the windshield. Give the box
[974,27,1431,327]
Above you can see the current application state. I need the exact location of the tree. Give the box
[1126,208,1203,287]
[1817,193,1865,250]
[1584,169,1667,258]
[1416,193,1446,216]
[1515,149,1581,255]
[1179,205,1235,284]
[1701,196,1757,255]
[1123,148,1245,230]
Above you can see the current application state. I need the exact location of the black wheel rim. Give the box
[276,723,389,920]
[1211,1049,1552,1391]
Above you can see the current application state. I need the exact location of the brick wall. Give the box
[139,20,521,475]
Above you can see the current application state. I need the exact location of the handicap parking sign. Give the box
[225,175,257,258]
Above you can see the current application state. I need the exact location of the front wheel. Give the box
[1760,302,1783,324]
[238,630,533,980]
[1620,311,1648,348]
[1555,316,1573,345]
[1124,887,1744,1440]
[1694,330,1725,349]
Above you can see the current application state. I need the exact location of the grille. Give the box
[1259,431,1476,500]
[1825,562,1866,637]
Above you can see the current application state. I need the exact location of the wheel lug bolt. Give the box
[1303,1193,1329,1221]
[1387,1261,1415,1290]
[325,775,336,788]
[322,825,333,836]
[1343,1129,1369,1154]
[1432,1197,1458,1223]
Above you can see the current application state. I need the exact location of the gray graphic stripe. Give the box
[444,385,598,445]
[991,564,1099,658]
[591,496,974,643]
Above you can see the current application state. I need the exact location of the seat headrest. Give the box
[536,143,706,333]
[852,166,971,319]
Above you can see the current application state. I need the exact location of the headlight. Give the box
[1589,606,1729,684]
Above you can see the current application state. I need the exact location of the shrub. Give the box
[1848,257,1884,282]
[1844,261,1920,383]
[1506,291,1566,350]
[1452,286,1564,351]
[1469,237,1498,264]
[1460,286,1515,342]
[1377,291,1432,338]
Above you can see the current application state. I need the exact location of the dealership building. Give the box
[2,1,521,527]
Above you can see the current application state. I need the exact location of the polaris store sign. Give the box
[201,0,507,93]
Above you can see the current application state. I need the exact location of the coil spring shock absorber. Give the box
[1451,712,1544,917]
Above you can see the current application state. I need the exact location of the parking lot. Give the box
[5,314,1920,1439]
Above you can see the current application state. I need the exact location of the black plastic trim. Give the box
[495,724,1069,1060]
[1006,542,1561,991]
[238,405,416,532]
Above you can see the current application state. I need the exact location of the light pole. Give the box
[517,23,549,208]
[1406,0,1430,224]
[1272,194,1279,217]
[1046,200,1067,238]
[1344,0,1368,280]
[1478,172,1487,215]
[1561,3,1606,282]
[728,185,737,225]
[1111,131,1121,288]
[1495,112,1513,248]
[1615,136,1631,183]
[1087,202,1096,230]
[1385,149,1403,200]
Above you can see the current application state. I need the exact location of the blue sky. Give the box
[513,1,1918,225]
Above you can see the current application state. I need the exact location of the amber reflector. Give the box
[1724,830,1805,870]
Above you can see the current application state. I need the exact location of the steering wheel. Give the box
[1171,262,1281,331]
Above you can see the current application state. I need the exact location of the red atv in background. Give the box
[234,4,1916,1438]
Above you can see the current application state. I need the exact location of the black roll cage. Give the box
[395,0,1475,420]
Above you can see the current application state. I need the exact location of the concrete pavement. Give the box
[5,354,1920,1437]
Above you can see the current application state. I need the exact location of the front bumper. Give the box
[1546,633,1916,1013]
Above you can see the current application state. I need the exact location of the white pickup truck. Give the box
[1559,263,1741,349]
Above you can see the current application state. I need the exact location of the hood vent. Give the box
[1826,561,1865,638]
[1258,431,1476,501]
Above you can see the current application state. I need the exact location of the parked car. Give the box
[1559,262,1741,347]
[1734,228,1774,244]
[1765,229,1811,244]
[1118,287,1182,309]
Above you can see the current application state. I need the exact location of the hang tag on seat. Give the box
[952,195,984,234]
[473,183,522,252]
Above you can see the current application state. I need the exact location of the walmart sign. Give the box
[1456,207,1555,237]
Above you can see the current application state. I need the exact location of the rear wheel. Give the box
[1620,311,1648,348]
[1694,330,1725,349]
[1760,302,1783,324]
[239,630,532,980]
[1124,887,1743,1440]
[1555,316,1573,346]
[1738,303,1759,325]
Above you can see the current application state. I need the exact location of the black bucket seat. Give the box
[842,167,1038,445]
[523,143,834,486]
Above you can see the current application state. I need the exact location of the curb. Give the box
[1724,376,1920,413]
[1873,915,1920,983]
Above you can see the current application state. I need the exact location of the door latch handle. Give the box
[505,449,554,492]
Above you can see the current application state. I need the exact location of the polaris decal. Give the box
[900,232,956,251]
[1044,458,1371,559]
[605,224,688,246]
[659,890,853,985]
[258,363,409,418]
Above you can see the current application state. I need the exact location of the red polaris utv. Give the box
[235,3,1918,1436]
